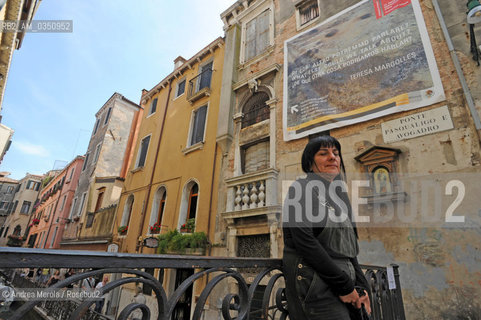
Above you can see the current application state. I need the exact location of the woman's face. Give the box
[311,147,340,179]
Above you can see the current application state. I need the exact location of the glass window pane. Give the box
[177,80,186,96]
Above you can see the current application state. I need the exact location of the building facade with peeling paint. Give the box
[60,93,142,252]
[0,172,42,247]
[216,0,481,318]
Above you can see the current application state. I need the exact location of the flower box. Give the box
[150,223,162,234]
[7,234,24,247]
[157,229,208,255]
[118,225,128,235]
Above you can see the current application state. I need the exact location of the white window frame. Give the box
[20,201,31,214]
[120,194,134,228]
[50,226,58,248]
[295,0,321,30]
[60,194,67,212]
[68,197,77,219]
[93,142,102,163]
[187,104,209,148]
[148,186,167,235]
[191,59,214,95]
[135,134,152,169]
[148,98,158,116]
[92,118,100,135]
[174,78,186,99]
[68,168,75,182]
[103,107,112,126]
[77,192,87,217]
[177,179,199,230]
[82,153,90,171]
[239,1,274,64]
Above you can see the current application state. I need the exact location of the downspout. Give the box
[432,0,481,138]
[136,81,173,253]
[204,142,218,290]
[206,142,218,255]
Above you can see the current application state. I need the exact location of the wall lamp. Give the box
[468,0,481,65]
[468,0,481,23]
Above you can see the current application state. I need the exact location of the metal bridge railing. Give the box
[0,247,405,320]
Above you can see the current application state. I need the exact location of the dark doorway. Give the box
[172,268,194,320]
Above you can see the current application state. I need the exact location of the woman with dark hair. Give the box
[46,269,61,287]
[283,135,371,319]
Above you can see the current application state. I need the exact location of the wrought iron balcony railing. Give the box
[187,68,212,103]
[0,247,405,320]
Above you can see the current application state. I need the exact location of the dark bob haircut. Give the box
[301,135,346,176]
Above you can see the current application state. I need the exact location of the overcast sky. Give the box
[0,0,234,180]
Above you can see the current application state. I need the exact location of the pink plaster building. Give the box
[26,156,84,248]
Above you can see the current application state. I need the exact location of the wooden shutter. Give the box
[199,62,213,90]
[256,9,270,56]
[245,18,257,60]
[191,106,207,145]
[138,136,150,167]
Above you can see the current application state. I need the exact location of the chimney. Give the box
[174,56,187,70]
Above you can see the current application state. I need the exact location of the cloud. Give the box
[14,141,50,157]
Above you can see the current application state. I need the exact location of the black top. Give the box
[283,173,368,296]
[49,277,60,287]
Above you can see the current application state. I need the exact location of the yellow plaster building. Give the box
[112,37,224,317]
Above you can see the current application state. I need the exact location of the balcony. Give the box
[224,168,280,222]
[0,247,405,320]
[187,68,212,103]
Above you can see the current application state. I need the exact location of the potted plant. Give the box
[150,222,162,234]
[180,218,196,233]
[157,230,179,254]
[7,234,24,247]
[157,229,208,255]
[32,218,40,225]
[118,225,128,235]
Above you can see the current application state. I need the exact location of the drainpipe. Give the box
[136,81,173,253]
[206,142,218,254]
[432,0,481,139]
[203,142,219,291]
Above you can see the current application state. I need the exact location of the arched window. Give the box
[148,187,167,234]
[13,225,21,236]
[120,194,134,227]
[158,192,167,224]
[187,184,198,221]
[178,181,199,230]
[241,92,270,128]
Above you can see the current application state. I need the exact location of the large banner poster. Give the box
[283,0,444,141]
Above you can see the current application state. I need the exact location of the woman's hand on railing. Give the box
[339,288,361,309]
[359,290,371,315]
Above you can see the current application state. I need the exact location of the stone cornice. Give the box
[232,63,280,91]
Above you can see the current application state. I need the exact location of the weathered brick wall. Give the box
[218,0,481,318]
